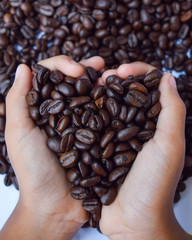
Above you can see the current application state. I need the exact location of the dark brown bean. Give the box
[60,150,79,168]
[113,151,136,166]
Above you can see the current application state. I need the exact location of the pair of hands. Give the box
[1,56,189,240]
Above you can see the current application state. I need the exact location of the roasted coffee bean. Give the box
[60,133,74,152]
[86,67,98,83]
[117,126,140,141]
[95,97,104,109]
[80,176,101,187]
[76,129,96,145]
[66,168,80,183]
[89,144,101,160]
[108,166,129,182]
[41,83,53,100]
[114,151,136,166]
[92,86,105,100]
[26,90,39,106]
[44,125,56,138]
[91,162,107,177]
[70,186,89,200]
[135,110,145,123]
[51,90,64,100]
[129,138,142,152]
[88,115,103,131]
[60,150,79,168]
[106,97,120,117]
[47,136,61,153]
[129,82,148,95]
[29,106,39,121]
[82,198,101,214]
[115,142,131,152]
[82,151,92,165]
[58,83,75,97]
[72,113,82,127]
[81,110,91,126]
[74,140,91,151]
[39,99,52,116]
[75,78,93,96]
[47,100,65,114]
[56,116,70,132]
[50,70,64,84]
[147,101,161,118]
[127,90,146,107]
[99,109,110,127]
[102,142,115,159]
[93,185,108,197]
[69,96,91,109]
[100,186,117,205]
[144,69,162,87]
[151,89,160,105]
[137,130,154,141]
[111,119,125,131]
[100,131,115,148]
[125,106,137,123]
[36,66,50,85]
[78,161,90,178]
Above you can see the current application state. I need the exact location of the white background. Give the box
[0,175,192,239]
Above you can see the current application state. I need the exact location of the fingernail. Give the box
[169,75,177,92]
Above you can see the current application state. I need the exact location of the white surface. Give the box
[0,174,192,238]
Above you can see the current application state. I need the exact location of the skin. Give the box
[0,57,190,240]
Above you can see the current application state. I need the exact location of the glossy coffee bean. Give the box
[113,151,136,166]
[76,128,96,145]
[108,166,129,182]
[100,186,117,205]
[70,186,90,200]
[80,176,101,187]
[26,90,39,106]
[60,150,79,168]
[82,198,101,214]
[127,90,146,107]
[117,126,140,141]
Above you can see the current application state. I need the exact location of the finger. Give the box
[6,64,35,137]
[117,62,156,78]
[80,56,105,71]
[154,73,186,145]
[102,69,118,84]
[38,55,84,77]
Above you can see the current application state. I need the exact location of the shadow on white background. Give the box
[0,175,191,239]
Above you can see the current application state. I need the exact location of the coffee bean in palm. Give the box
[47,100,65,114]
[82,198,100,214]
[91,162,107,177]
[100,186,117,206]
[75,78,93,96]
[26,90,40,106]
[50,70,64,84]
[114,151,137,166]
[108,166,129,182]
[144,69,163,88]
[70,186,90,200]
[88,115,103,131]
[80,175,101,187]
[117,126,140,141]
[127,90,146,108]
[60,150,79,168]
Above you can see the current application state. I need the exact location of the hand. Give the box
[1,55,104,240]
[100,62,190,240]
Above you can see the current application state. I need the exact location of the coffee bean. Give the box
[82,151,92,165]
[60,150,79,168]
[60,133,74,152]
[58,83,75,97]
[117,126,140,141]
[69,96,91,109]
[144,69,163,87]
[127,90,146,108]
[66,168,80,183]
[137,130,154,141]
[76,128,96,145]
[146,101,161,118]
[108,166,129,182]
[82,198,100,214]
[75,78,93,96]
[56,116,70,132]
[106,97,120,117]
[70,186,90,200]
[129,82,148,95]
[88,115,103,131]
[100,131,115,148]
[113,151,137,166]
[115,142,131,152]
[80,176,101,187]
[50,70,64,84]
[91,162,107,177]
[47,100,65,114]
[100,186,117,205]
[41,83,53,100]
[102,142,115,159]
[47,136,61,153]
[99,109,110,127]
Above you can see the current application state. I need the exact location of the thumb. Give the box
[5,64,34,140]
[154,73,186,152]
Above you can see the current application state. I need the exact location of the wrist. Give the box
[0,197,85,240]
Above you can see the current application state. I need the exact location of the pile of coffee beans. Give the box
[0,0,192,205]
[26,63,162,227]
